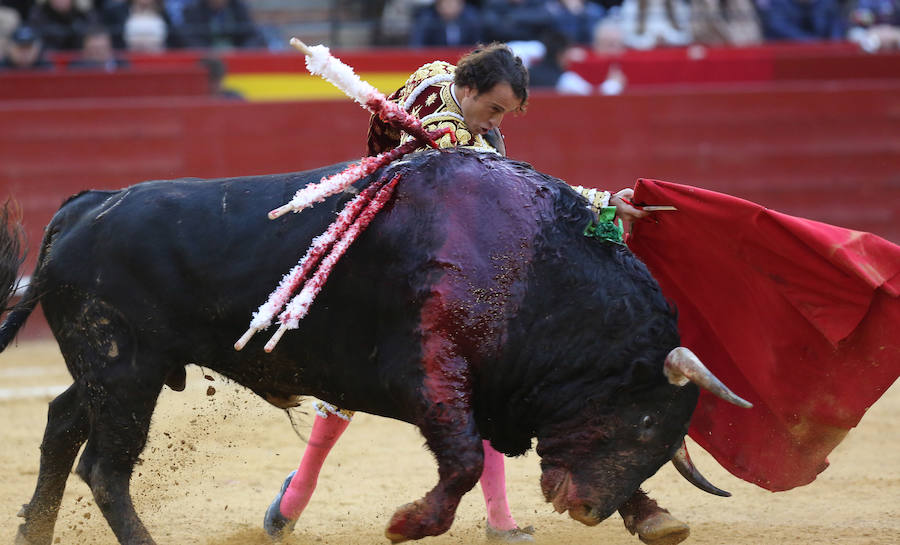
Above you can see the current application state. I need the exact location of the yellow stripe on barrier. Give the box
[223,72,410,102]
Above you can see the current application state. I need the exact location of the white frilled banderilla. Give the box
[235,39,455,352]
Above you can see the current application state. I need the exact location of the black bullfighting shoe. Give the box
[486,523,536,542]
[264,470,298,540]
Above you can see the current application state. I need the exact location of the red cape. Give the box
[626,179,900,491]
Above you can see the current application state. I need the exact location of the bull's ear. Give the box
[663,347,752,409]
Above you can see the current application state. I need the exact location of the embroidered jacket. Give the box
[366,61,498,156]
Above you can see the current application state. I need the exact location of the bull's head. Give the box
[535,347,751,525]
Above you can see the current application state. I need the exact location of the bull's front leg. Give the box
[385,333,483,543]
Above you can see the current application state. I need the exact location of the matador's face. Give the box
[457,82,522,137]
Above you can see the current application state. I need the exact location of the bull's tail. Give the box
[0,201,31,353]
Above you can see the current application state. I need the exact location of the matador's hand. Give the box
[610,188,649,225]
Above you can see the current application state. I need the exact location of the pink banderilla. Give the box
[262,172,402,352]
[235,40,457,351]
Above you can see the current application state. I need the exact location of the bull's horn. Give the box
[672,441,731,497]
[664,347,752,409]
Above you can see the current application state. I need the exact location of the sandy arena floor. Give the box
[1,340,897,545]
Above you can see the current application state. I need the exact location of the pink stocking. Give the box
[479,440,518,531]
[279,414,351,519]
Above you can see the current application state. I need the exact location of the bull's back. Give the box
[39,169,351,347]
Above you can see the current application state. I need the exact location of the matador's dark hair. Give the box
[454,42,529,111]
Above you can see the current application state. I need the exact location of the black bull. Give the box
[2,149,721,545]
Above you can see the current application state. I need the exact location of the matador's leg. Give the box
[480,440,535,542]
[263,403,352,539]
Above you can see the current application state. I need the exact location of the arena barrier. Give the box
[1,44,899,337]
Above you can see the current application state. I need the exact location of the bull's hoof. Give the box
[14,524,44,545]
[486,524,536,542]
[263,470,298,541]
[384,529,408,544]
[633,511,690,545]
[385,499,452,543]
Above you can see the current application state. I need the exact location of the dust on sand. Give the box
[1,341,897,545]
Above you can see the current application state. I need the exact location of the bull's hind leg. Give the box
[16,384,89,545]
[75,358,167,545]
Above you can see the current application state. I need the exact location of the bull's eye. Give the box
[640,415,655,430]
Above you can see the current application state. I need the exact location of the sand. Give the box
[1,340,897,545]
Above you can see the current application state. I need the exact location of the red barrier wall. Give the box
[0,67,210,100]
[3,82,899,263]
[2,81,899,338]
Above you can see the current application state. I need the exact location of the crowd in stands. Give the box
[0,0,898,82]
[0,0,265,69]
[388,0,899,50]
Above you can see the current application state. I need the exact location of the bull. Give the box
[1,149,748,545]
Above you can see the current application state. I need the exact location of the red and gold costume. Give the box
[365,61,614,214]
[366,61,499,157]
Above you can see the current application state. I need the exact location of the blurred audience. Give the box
[27,0,98,50]
[161,0,186,25]
[2,0,895,85]
[0,23,52,68]
[548,0,605,44]
[846,0,900,51]
[1,0,32,21]
[409,0,482,47]
[68,23,127,68]
[102,0,180,49]
[482,0,556,42]
[757,0,844,40]
[123,9,165,50]
[0,3,20,51]
[690,0,762,45]
[592,14,627,53]
[528,28,594,93]
[180,0,264,49]
[620,0,692,49]
[199,55,242,98]
[377,0,431,45]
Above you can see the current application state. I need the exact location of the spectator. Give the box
[690,0,762,45]
[548,0,605,44]
[0,23,52,68]
[619,0,691,49]
[198,56,243,98]
[846,0,900,51]
[377,0,431,45]
[482,0,556,42]
[528,28,594,93]
[102,0,180,48]
[27,0,98,50]
[161,0,186,25]
[0,4,20,51]
[179,0,264,49]
[756,0,844,40]
[591,16,628,94]
[591,13,626,53]
[409,0,483,47]
[68,24,128,68]
[123,10,166,50]
[1,0,32,21]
